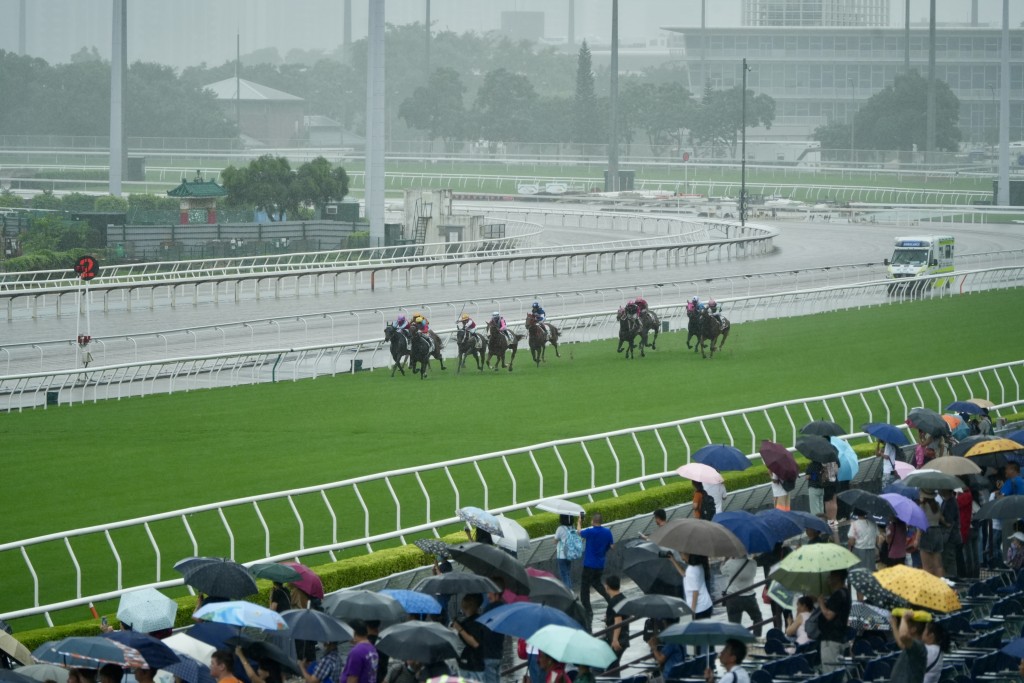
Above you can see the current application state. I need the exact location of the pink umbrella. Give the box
[283,562,324,600]
[893,461,916,480]
[503,568,557,604]
[675,462,725,485]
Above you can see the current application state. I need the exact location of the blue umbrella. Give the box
[102,631,180,669]
[947,401,985,415]
[1001,637,1024,659]
[1006,430,1024,446]
[379,589,442,615]
[162,654,217,683]
[693,444,751,472]
[660,621,754,647]
[456,507,504,537]
[831,436,859,482]
[477,602,583,639]
[782,510,832,535]
[861,423,910,446]
[755,509,805,540]
[883,482,920,503]
[186,621,239,650]
[711,512,782,553]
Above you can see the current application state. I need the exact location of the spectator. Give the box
[889,610,928,683]
[883,519,908,567]
[785,596,816,646]
[720,555,761,637]
[536,652,571,683]
[671,553,713,656]
[299,641,341,683]
[98,665,122,683]
[553,514,578,590]
[210,651,242,683]
[805,527,831,545]
[640,508,669,540]
[579,513,614,622]
[806,461,825,517]
[918,491,945,578]
[365,621,388,683]
[923,622,948,683]
[987,477,1005,569]
[238,653,282,683]
[939,489,961,579]
[648,619,685,678]
[68,670,97,683]
[816,570,851,673]
[998,463,1024,556]
[823,461,839,533]
[1006,532,1024,569]
[692,482,709,520]
[343,620,380,683]
[770,473,791,511]
[453,594,487,681]
[480,584,506,683]
[706,481,727,515]
[269,581,291,613]
[956,483,976,578]
[847,509,878,577]
[603,575,629,666]
[876,439,899,488]
[760,544,793,631]
[976,410,993,435]
[703,638,749,683]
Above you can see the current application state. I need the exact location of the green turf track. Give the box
[2,289,1021,628]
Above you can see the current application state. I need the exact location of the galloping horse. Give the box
[696,308,731,359]
[485,320,522,372]
[410,323,446,372]
[639,308,660,350]
[685,306,702,352]
[456,327,486,373]
[408,329,434,378]
[616,305,647,359]
[383,323,410,376]
[525,313,560,367]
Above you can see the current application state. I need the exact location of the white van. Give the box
[884,235,955,293]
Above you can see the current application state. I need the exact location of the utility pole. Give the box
[18,0,26,55]
[998,0,1010,205]
[235,33,241,132]
[567,0,574,48]
[109,0,126,196]
[607,0,619,192]
[740,58,750,226]
[849,78,856,165]
[903,0,910,72]
[424,0,431,80]
[365,0,386,246]
[925,0,936,153]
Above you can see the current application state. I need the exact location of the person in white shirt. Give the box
[703,639,750,683]
[922,621,947,683]
[770,473,790,511]
[720,556,761,637]
[670,553,714,657]
[877,440,898,487]
[847,510,879,595]
[706,482,726,515]
[785,596,816,645]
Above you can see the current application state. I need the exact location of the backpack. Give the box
[560,527,584,560]
[700,494,717,521]
[804,608,822,640]
[824,461,838,484]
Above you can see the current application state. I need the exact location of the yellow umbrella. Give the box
[964,438,1024,457]
[873,565,961,613]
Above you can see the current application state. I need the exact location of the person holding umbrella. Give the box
[237,652,282,683]
[918,491,945,577]
[846,510,878,576]
[298,641,341,683]
[816,570,851,674]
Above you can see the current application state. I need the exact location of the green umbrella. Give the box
[773,544,859,595]
[248,563,302,584]
[772,568,834,596]
[526,625,616,668]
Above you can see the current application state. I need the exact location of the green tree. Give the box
[813,120,853,152]
[572,41,602,145]
[30,191,61,211]
[0,190,24,209]
[21,215,88,252]
[398,68,467,145]
[221,155,295,221]
[473,68,538,142]
[292,157,350,218]
[689,84,775,157]
[69,46,102,63]
[61,193,97,213]
[622,81,694,155]
[94,195,129,213]
[128,193,178,212]
[852,70,961,152]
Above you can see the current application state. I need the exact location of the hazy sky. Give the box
[0,1,1019,69]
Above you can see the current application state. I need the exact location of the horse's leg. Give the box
[719,328,729,351]
[552,334,560,358]
[639,334,646,358]
[649,327,658,350]
[421,358,430,379]
[508,346,517,372]
[617,337,625,353]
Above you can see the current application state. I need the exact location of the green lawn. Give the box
[2,289,1022,627]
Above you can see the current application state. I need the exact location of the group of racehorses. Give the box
[384,304,729,378]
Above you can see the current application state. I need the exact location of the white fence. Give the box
[1,359,1021,625]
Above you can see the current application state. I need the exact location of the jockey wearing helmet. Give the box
[634,296,649,314]
[687,296,704,314]
[531,301,546,322]
[395,314,410,332]
[708,298,722,321]
[457,312,477,333]
[412,312,430,334]
[491,311,508,331]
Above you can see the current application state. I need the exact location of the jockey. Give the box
[531,301,546,322]
[624,300,639,317]
[395,314,410,332]
[634,296,649,314]
[491,311,508,331]
[708,298,723,322]
[412,313,430,334]
[457,312,476,333]
[687,296,704,313]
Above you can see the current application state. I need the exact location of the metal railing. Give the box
[1,360,1020,625]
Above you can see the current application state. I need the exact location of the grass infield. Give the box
[2,288,1021,627]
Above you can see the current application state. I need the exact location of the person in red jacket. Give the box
[956,480,976,578]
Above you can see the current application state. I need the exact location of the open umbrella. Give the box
[226,636,302,676]
[847,568,907,609]
[647,518,746,558]
[659,621,754,647]
[280,609,352,642]
[711,511,786,554]
[414,572,499,596]
[614,594,691,619]
[906,408,951,438]
[494,516,531,555]
[967,397,995,409]
[247,564,302,585]
[873,565,961,613]
[795,435,839,463]
[675,463,725,485]
[879,494,929,529]
[692,445,750,472]
[780,510,832,535]
[102,631,180,669]
[771,568,836,596]
[0,671,37,683]
[861,423,910,446]
[901,469,963,491]
[456,507,504,537]
[883,482,920,503]
[1006,429,1024,445]
[160,654,217,683]
[1001,637,1024,660]
[831,437,859,482]
[413,539,451,559]
[48,637,148,669]
[534,499,586,517]
[173,557,258,599]
[376,622,463,663]
[849,602,894,632]
[477,602,582,639]
[527,575,581,611]
[619,539,682,597]
[975,495,1024,521]
[801,420,845,437]
[947,401,985,415]
[526,625,616,668]
[14,665,69,683]
[379,590,442,615]
[322,590,406,623]
[950,435,1000,457]
[163,633,215,667]
[115,587,179,634]
[282,563,324,600]
[0,632,32,666]
[754,509,806,539]
[963,437,1024,458]
[448,542,530,595]
[776,544,859,594]
[759,440,799,481]
[193,601,288,631]
[837,490,894,519]
[894,461,917,479]
[926,456,982,476]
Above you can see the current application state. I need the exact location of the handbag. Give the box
[804,607,822,640]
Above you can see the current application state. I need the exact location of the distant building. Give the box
[204,77,304,147]
[501,11,545,43]
[742,0,890,27]
[303,115,343,147]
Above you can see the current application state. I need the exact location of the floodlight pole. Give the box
[740,58,749,226]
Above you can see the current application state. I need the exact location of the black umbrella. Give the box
[526,575,577,610]
[847,569,907,610]
[173,557,258,599]
[102,631,180,669]
[414,572,499,596]
[951,435,1000,457]
[619,539,683,597]
[836,490,895,519]
[975,495,1024,521]
[375,622,463,663]
[226,636,302,676]
[647,519,747,558]
[161,654,217,683]
[906,408,951,438]
[448,542,530,595]
[795,435,839,463]
[280,609,353,642]
[0,672,37,683]
[614,594,691,619]
[901,469,963,492]
[801,420,845,437]
[322,590,406,623]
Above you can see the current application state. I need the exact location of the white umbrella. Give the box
[534,498,586,516]
[495,516,531,555]
[675,462,725,485]
[15,665,70,683]
[117,587,178,633]
[163,632,216,664]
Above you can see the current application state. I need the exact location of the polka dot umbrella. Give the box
[873,565,961,613]
[847,568,907,609]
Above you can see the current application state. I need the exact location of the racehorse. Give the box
[616,305,647,359]
[456,327,486,373]
[383,323,410,376]
[411,323,446,372]
[685,306,702,352]
[485,320,522,372]
[525,313,560,367]
[408,329,434,378]
[696,308,731,359]
[639,308,660,350]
